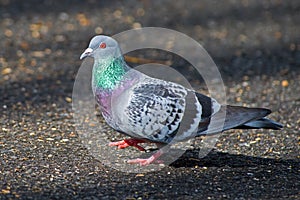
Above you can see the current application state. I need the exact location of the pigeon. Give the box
[80,35,283,165]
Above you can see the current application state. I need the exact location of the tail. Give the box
[235,117,283,130]
[222,105,283,131]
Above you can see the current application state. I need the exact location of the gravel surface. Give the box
[1,0,299,199]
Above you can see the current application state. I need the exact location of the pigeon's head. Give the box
[80,35,121,60]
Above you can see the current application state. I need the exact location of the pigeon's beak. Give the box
[80,48,93,60]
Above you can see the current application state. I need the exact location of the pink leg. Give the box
[127,150,163,166]
[109,138,146,151]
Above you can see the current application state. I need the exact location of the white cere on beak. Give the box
[80,47,93,60]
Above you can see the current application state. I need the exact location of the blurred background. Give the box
[1,0,299,81]
[0,0,299,199]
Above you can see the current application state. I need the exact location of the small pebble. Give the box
[31,51,45,58]
[281,80,289,87]
[113,10,122,19]
[4,29,13,37]
[136,8,145,16]
[1,189,10,194]
[59,12,69,21]
[132,22,142,29]
[1,67,12,75]
[95,27,103,34]
[135,173,144,177]
[76,13,90,26]
[65,97,72,103]
[55,35,66,42]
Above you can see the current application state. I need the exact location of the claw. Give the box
[127,150,163,166]
[109,138,146,151]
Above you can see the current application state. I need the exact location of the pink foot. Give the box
[109,138,146,151]
[127,150,163,166]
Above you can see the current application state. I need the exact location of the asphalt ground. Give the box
[0,0,299,199]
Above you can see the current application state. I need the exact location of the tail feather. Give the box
[236,118,283,130]
[196,105,282,135]
[222,105,272,131]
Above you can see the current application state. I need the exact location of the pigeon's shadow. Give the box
[170,149,299,169]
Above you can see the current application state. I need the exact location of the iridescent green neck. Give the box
[92,56,128,90]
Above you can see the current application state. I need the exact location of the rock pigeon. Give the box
[80,35,283,165]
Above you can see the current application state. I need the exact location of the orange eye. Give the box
[99,42,106,49]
